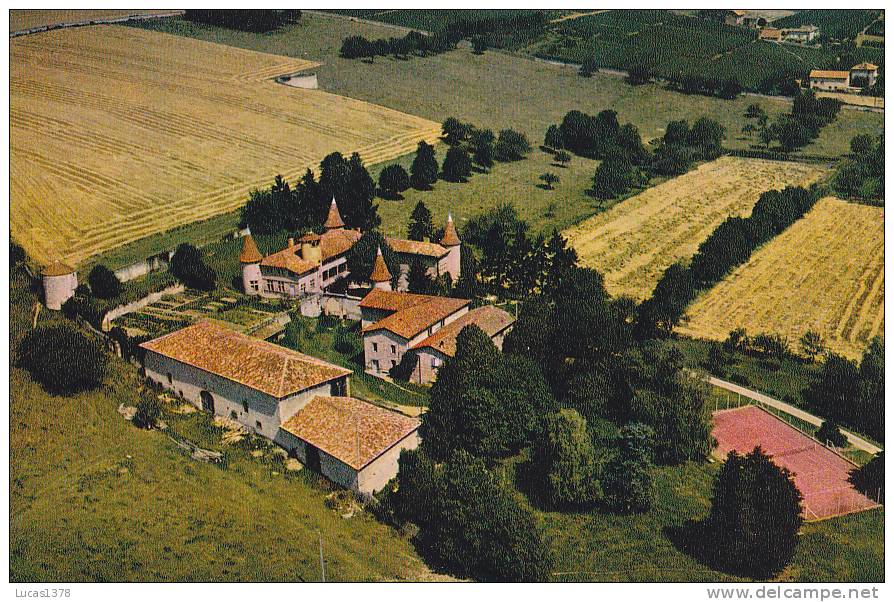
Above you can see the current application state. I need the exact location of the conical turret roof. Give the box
[440,213,460,246]
[240,234,263,263]
[370,246,392,283]
[324,197,345,230]
[42,259,75,277]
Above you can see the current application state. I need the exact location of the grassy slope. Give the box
[9,270,427,582]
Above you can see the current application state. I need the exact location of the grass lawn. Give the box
[9,269,430,582]
[497,453,883,582]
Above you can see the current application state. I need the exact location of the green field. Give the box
[113,13,883,271]
[9,269,431,582]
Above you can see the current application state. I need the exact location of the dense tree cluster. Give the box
[651,117,726,176]
[170,243,217,291]
[834,134,884,202]
[440,118,530,181]
[183,9,301,32]
[461,203,578,298]
[340,12,547,60]
[384,448,552,581]
[17,323,107,395]
[673,74,742,99]
[701,448,802,578]
[767,90,842,152]
[804,336,884,441]
[240,152,380,234]
[548,110,647,162]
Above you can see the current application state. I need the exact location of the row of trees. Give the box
[183,9,301,32]
[240,152,380,235]
[743,91,842,153]
[340,12,547,61]
[637,186,819,338]
[834,134,884,202]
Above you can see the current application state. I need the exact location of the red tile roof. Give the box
[360,290,470,340]
[320,228,361,262]
[280,396,419,469]
[387,237,448,258]
[412,305,514,357]
[370,247,392,282]
[324,198,345,230]
[261,245,318,275]
[440,214,460,246]
[810,70,850,80]
[240,234,263,263]
[140,320,351,398]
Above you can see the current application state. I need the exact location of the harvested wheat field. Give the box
[563,157,829,300]
[9,9,179,32]
[10,26,441,266]
[678,198,884,360]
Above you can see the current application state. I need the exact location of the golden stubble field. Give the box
[563,157,830,300]
[678,197,884,360]
[10,26,441,266]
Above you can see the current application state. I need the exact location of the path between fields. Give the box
[549,10,610,24]
[9,10,185,37]
[707,376,882,455]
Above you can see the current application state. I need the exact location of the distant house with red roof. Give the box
[240,198,461,298]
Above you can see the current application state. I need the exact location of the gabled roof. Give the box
[810,70,850,80]
[440,213,461,247]
[320,228,361,261]
[360,290,470,340]
[280,396,419,470]
[240,234,263,264]
[412,305,515,357]
[140,320,351,398]
[324,198,345,230]
[42,259,75,276]
[386,237,448,258]
[852,62,878,71]
[370,247,392,282]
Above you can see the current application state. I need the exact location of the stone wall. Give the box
[101,284,185,331]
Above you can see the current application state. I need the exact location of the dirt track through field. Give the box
[563,157,829,300]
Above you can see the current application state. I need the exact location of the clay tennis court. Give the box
[712,405,880,521]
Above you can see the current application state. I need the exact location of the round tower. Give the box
[240,234,263,295]
[370,246,392,292]
[42,260,77,310]
[439,212,462,283]
[298,232,323,264]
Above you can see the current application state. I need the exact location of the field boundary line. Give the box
[707,375,882,455]
[10,10,185,37]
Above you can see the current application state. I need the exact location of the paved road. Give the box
[708,376,882,455]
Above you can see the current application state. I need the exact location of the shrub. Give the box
[532,409,600,508]
[817,420,847,448]
[87,264,122,299]
[601,422,654,513]
[133,394,162,429]
[170,243,217,291]
[17,323,107,395]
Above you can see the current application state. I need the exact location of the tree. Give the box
[407,201,434,241]
[769,115,812,152]
[687,117,725,158]
[601,422,654,513]
[442,117,471,145]
[856,336,884,441]
[87,264,121,299]
[170,243,216,291]
[345,231,398,285]
[10,240,25,267]
[344,153,380,230]
[817,420,847,448]
[650,142,694,176]
[410,141,439,189]
[663,119,690,145]
[544,124,564,150]
[471,36,487,54]
[17,323,107,395]
[849,452,884,503]
[705,448,802,578]
[833,161,863,198]
[579,57,596,77]
[626,64,652,85]
[636,262,695,337]
[592,155,639,199]
[554,150,571,167]
[441,145,472,182]
[803,353,859,424]
[407,259,436,294]
[533,409,600,508]
[421,325,556,460]
[538,172,559,190]
[799,330,825,361]
[470,128,495,169]
[850,133,874,156]
[133,394,162,429]
[494,129,531,162]
[378,164,410,199]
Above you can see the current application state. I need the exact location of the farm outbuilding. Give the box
[42,260,77,310]
[279,395,420,493]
